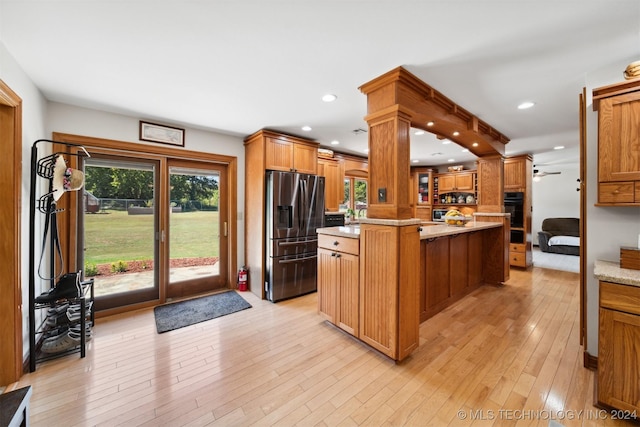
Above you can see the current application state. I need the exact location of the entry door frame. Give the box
[53,132,238,317]
[0,79,23,385]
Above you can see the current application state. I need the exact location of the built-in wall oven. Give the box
[504,191,525,243]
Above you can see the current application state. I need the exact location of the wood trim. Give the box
[579,88,588,349]
[584,350,598,371]
[0,79,23,385]
[51,132,238,309]
[359,66,509,157]
[53,132,237,165]
[592,77,640,110]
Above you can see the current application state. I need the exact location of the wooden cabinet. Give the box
[420,231,485,322]
[318,158,343,212]
[264,135,318,174]
[593,80,640,206]
[504,157,527,190]
[505,155,532,268]
[411,167,433,220]
[317,235,359,335]
[598,281,640,413]
[358,224,420,361]
[509,243,528,268]
[244,130,319,298]
[437,171,475,193]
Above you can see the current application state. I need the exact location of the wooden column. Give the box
[364,106,413,220]
[476,155,505,213]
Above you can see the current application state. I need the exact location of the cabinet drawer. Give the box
[510,252,526,267]
[510,243,525,253]
[318,234,359,255]
[600,281,640,316]
[636,181,640,202]
[598,182,635,204]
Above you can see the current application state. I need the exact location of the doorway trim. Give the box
[0,79,23,385]
[53,132,238,317]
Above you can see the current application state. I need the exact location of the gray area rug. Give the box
[154,291,251,333]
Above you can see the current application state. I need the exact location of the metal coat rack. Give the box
[28,139,91,372]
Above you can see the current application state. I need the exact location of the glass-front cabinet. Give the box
[412,167,433,221]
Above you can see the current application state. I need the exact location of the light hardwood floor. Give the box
[8,267,637,426]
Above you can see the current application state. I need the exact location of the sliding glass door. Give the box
[81,155,160,310]
[79,153,230,310]
[167,160,228,298]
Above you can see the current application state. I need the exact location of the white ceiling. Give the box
[1,0,638,169]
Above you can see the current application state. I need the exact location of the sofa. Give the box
[537,217,580,256]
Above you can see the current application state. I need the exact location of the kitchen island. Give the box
[317,216,508,361]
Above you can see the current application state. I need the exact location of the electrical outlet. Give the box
[378,188,386,202]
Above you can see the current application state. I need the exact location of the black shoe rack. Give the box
[28,139,93,372]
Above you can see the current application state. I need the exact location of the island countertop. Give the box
[316,221,502,240]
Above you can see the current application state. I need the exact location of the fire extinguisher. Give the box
[237,266,248,291]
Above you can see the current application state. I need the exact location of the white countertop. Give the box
[418,221,502,239]
[316,225,361,238]
[594,260,640,287]
[317,220,502,240]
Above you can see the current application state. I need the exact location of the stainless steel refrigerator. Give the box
[265,171,325,302]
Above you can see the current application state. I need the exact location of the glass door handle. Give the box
[223,222,228,237]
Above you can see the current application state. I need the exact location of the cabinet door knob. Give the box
[333,241,339,246]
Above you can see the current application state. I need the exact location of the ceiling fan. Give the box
[533,168,561,177]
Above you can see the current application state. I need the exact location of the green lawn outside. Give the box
[84,210,219,264]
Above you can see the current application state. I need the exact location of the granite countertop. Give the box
[317,220,502,240]
[594,260,640,287]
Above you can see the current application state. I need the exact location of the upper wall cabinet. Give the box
[504,156,529,191]
[437,171,475,193]
[318,157,343,212]
[593,79,640,206]
[265,135,318,174]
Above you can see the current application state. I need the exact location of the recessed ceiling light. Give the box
[412,159,419,163]
[461,148,469,153]
[518,101,535,110]
[414,130,425,136]
[452,131,460,136]
[447,158,455,162]
[302,125,312,131]
[554,145,565,150]
[426,121,434,127]
[472,142,479,147]
[330,140,340,145]
[322,94,337,102]
[442,140,451,145]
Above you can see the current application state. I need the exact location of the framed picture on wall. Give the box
[139,121,185,146]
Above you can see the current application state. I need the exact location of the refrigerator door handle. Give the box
[300,179,306,230]
[297,178,303,230]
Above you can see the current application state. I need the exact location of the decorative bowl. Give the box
[445,215,472,227]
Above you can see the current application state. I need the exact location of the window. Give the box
[341,176,367,219]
